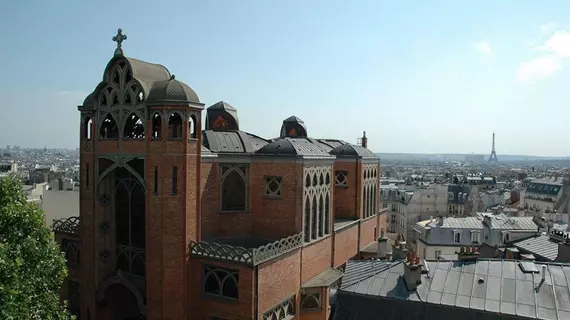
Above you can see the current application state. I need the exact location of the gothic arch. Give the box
[96,273,146,315]
[304,196,311,242]
[168,112,184,139]
[99,113,119,139]
[96,159,146,192]
[220,165,248,211]
[151,112,162,139]
[123,112,145,139]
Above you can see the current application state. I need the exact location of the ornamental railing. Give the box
[53,216,80,236]
[189,232,304,266]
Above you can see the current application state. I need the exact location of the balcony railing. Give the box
[190,232,304,266]
[53,216,80,236]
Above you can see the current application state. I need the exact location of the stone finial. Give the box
[112,28,127,56]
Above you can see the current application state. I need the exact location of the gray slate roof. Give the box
[202,130,269,153]
[512,235,559,261]
[329,144,377,158]
[146,76,201,105]
[336,259,570,320]
[428,213,537,230]
[256,138,334,157]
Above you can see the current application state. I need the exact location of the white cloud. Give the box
[516,28,570,82]
[539,31,570,57]
[473,40,492,56]
[516,56,561,82]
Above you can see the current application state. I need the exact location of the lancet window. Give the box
[363,164,378,218]
[303,166,332,243]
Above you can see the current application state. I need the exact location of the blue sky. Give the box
[0,1,569,156]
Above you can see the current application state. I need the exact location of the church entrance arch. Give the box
[96,273,146,320]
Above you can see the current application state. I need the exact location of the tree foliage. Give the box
[0,174,72,319]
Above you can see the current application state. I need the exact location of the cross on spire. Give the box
[112,28,127,56]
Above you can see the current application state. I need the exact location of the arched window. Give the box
[311,195,318,240]
[203,265,239,299]
[62,240,80,267]
[168,113,183,139]
[304,197,311,242]
[189,114,198,139]
[301,291,321,310]
[83,117,92,140]
[114,167,146,276]
[123,113,145,139]
[318,195,324,237]
[325,193,330,234]
[100,114,119,139]
[220,165,247,211]
[151,113,162,139]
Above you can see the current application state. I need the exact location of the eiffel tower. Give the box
[488,132,498,162]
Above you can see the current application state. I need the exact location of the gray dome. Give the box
[82,92,95,108]
[146,76,200,105]
[329,144,377,158]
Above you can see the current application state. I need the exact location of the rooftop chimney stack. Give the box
[377,234,389,259]
[483,215,493,227]
[404,252,423,291]
[457,246,480,261]
[361,131,368,149]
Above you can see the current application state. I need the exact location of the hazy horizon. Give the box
[1,1,569,156]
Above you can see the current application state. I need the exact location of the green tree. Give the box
[0,174,72,319]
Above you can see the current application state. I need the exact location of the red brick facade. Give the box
[54,49,383,320]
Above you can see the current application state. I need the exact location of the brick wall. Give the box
[333,224,359,267]
[301,237,333,283]
[332,161,359,219]
[359,216,377,250]
[250,162,301,239]
[257,250,301,317]
[189,259,254,320]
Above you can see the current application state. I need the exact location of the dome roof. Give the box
[205,101,240,130]
[329,144,377,158]
[256,138,331,157]
[82,92,95,108]
[146,75,201,106]
[280,115,307,138]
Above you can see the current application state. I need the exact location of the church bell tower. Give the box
[78,29,204,320]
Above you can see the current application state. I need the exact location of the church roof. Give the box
[146,76,201,106]
[208,101,237,111]
[202,130,269,153]
[256,138,334,157]
[283,115,305,123]
[329,144,377,158]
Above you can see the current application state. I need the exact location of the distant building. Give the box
[522,177,569,213]
[414,213,538,260]
[464,154,485,163]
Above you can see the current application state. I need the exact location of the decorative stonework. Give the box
[99,194,111,207]
[53,216,80,236]
[264,296,295,320]
[99,221,110,234]
[189,232,303,266]
[303,166,332,242]
[264,176,282,197]
[362,163,378,219]
[335,170,348,186]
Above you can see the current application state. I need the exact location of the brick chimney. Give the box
[391,234,408,261]
[361,131,368,149]
[456,246,480,261]
[377,234,389,259]
[403,252,423,291]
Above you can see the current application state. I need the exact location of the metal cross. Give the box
[112,29,127,56]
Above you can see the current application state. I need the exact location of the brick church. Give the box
[53,29,387,320]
